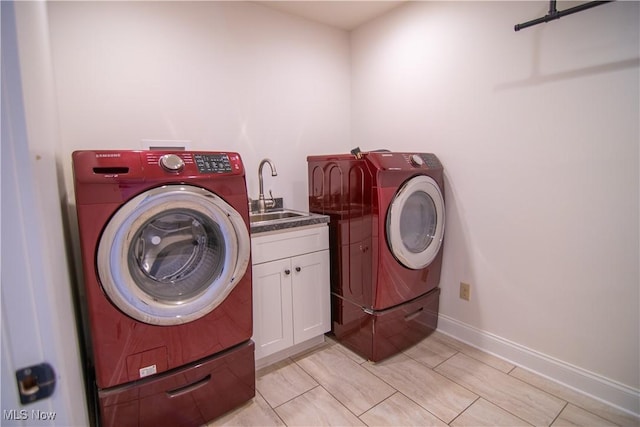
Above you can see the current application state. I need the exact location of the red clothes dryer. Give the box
[73,150,255,427]
[308,151,445,362]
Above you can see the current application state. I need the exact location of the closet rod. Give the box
[514,0,614,31]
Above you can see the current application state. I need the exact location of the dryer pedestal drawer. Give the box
[98,340,255,427]
[331,288,440,362]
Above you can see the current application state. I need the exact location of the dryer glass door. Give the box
[386,175,445,269]
[97,185,250,326]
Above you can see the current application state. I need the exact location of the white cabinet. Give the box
[251,225,330,364]
[252,258,293,358]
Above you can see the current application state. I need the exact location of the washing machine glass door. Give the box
[386,175,445,269]
[97,185,250,326]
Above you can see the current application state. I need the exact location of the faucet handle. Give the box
[265,190,276,209]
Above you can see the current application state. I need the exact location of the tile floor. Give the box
[209,332,639,427]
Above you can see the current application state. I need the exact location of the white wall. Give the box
[47,1,351,211]
[352,0,639,398]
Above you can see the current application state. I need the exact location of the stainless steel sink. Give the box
[249,210,308,224]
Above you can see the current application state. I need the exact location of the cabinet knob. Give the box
[284,269,291,275]
[295,266,301,272]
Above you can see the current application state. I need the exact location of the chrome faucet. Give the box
[257,158,277,213]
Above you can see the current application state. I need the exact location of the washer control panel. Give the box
[194,153,233,173]
[143,151,243,176]
[74,150,245,183]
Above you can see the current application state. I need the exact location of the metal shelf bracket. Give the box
[514,1,614,32]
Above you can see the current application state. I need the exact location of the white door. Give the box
[252,259,294,360]
[97,185,250,325]
[386,175,445,269]
[291,250,331,343]
[1,1,88,424]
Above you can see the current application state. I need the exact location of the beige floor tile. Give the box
[256,359,318,408]
[209,339,634,427]
[294,343,395,415]
[403,332,458,368]
[364,353,478,423]
[436,353,566,426]
[435,331,515,373]
[328,335,368,364]
[207,392,285,427]
[551,403,618,426]
[451,398,533,426]
[359,392,449,427]
[511,367,640,427]
[275,386,366,426]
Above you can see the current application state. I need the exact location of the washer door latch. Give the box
[15,363,56,404]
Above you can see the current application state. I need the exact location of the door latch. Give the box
[15,363,56,404]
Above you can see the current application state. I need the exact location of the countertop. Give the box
[250,211,330,234]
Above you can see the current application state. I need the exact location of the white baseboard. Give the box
[437,314,640,417]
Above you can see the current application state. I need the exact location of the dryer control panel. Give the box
[366,152,443,171]
[401,153,442,169]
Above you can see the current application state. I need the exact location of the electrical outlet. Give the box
[460,282,471,301]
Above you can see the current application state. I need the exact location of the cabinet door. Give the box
[291,250,331,344]
[252,259,293,360]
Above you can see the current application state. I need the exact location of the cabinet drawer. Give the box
[252,225,328,265]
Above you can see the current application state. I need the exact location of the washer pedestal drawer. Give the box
[98,341,255,427]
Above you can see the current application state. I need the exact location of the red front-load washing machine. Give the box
[308,151,445,362]
[73,150,255,427]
